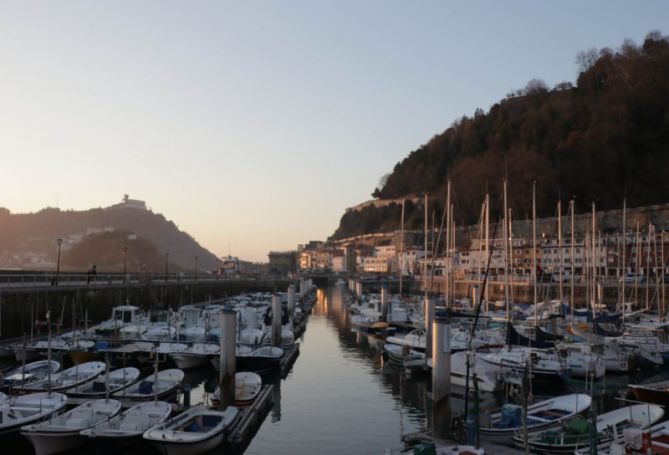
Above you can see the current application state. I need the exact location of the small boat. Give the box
[1,360,61,389]
[0,392,8,404]
[515,403,664,454]
[21,398,121,455]
[237,345,283,371]
[143,405,239,455]
[16,361,106,393]
[113,369,184,401]
[65,367,140,398]
[170,343,219,370]
[383,343,423,366]
[629,378,669,406]
[80,400,172,446]
[0,392,68,437]
[211,372,262,408]
[479,393,591,443]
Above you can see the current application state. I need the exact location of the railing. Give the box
[0,272,234,289]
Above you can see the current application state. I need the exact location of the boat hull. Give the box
[22,430,84,455]
[170,354,209,370]
[148,431,225,455]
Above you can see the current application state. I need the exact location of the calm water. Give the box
[242,285,427,455]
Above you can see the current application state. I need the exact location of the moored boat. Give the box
[479,393,591,443]
[21,398,121,455]
[65,367,140,398]
[211,371,262,408]
[0,392,68,437]
[143,405,239,455]
[112,369,184,401]
[1,360,61,390]
[16,361,106,393]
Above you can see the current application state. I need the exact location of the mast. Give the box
[424,193,429,307]
[646,223,652,311]
[485,193,490,313]
[445,183,451,306]
[509,208,514,306]
[532,182,538,324]
[399,199,405,296]
[591,203,597,317]
[558,200,563,304]
[621,199,626,321]
[635,222,640,305]
[503,180,510,321]
[570,199,575,326]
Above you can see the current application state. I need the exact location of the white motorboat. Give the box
[237,345,283,371]
[143,405,239,455]
[113,369,184,401]
[517,403,663,454]
[1,360,61,389]
[170,343,219,370]
[211,371,262,407]
[81,400,172,445]
[21,398,121,455]
[65,367,140,398]
[0,392,68,437]
[479,393,591,443]
[479,347,570,382]
[17,361,106,393]
[450,351,502,393]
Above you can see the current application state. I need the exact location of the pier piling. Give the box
[272,294,282,347]
[432,315,450,441]
[218,309,236,410]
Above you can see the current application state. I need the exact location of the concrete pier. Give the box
[432,315,450,441]
[218,309,236,409]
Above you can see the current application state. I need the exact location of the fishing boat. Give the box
[211,372,262,408]
[0,392,68,437]
[21,398,121,455]
[16,361,106,393]
[514,403,664,454]
[112,369,184,401]
[65,367,140,398]
[80,400,172,447]
[1,360,61,390]
[479,393,591,443]
[143,405,239,455]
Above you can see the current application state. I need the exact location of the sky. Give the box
[0,1,667,262]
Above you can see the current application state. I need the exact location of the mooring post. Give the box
[472,284,480,312]
[218,309,236,410]
[432,315,451,441]
[272,294,282,347]
[287,285,295,331]
[424,296,435,359]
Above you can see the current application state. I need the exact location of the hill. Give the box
[332,32,669,239]
[0,200,219,271]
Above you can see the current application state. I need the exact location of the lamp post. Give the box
[122,245,128,303]
[122,246,128,283]
[55,238,63,285]
[165,252,169,283]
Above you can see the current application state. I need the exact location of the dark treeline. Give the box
[332,32,669,239]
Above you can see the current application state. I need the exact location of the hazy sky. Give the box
[1,1,667,261]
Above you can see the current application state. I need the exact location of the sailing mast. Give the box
[423,192,429,303]
[445,183,451,306]
[485,193,490,314]
[503,180,510,321]
[591,203,597,318]
[558,200,563,304]
[635,222,641,305]
[399,199,405,296]
[532,182,537,324]
[621,199,626,321]
[646,223,652,311]
[570,199,575,326]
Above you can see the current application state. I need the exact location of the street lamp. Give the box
[195,255,198,282]
[55,238,63,285]
[165,252,169,283]
[122,246,128,283]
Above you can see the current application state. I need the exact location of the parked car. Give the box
[620,273,645,284]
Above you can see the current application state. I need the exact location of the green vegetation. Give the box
[333,32,669,239]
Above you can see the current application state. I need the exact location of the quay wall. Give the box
[0,279,290,341]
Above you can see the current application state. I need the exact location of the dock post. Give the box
[424,296,435,358]
[380,286,388,320]
[218,309,236,410]
[272,294,282,347]
[287,285,295,331]
[432,315,451,441]
[472,284,480,312]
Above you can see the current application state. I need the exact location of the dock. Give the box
[226,384,274,448]
[280,343,300,378]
